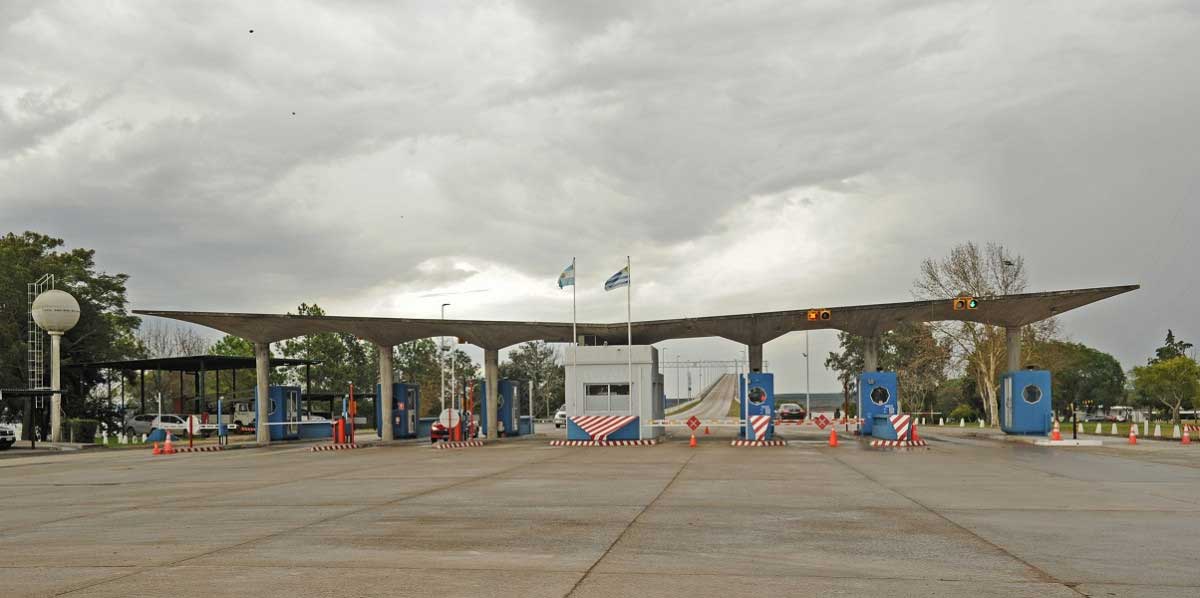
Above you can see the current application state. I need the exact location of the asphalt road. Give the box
[671,373,736,420]
[2,427,1198,597]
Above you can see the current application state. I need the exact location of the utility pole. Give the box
[440,303,450,414]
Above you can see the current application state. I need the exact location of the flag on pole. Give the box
[557,262,575,288]
[604,266,630,291]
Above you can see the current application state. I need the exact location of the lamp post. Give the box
[440,303,450,414]
[804,331,811,418]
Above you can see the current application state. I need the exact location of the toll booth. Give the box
[738,372,776,440]
[859,372,898,437]
[374,382,420,439]
[478,379,527,437]
[254,385,302,441]
[999,369,1053,435]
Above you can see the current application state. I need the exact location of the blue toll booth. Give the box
[738,372,776,440]
[479,379,527,437]
[374,383,420,439]
[859,372,898,436]
[253,385,303,441]
[999,369,1053,435]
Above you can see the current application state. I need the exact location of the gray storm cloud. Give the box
[2,1,1195,391]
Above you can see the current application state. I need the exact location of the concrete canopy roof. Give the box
[135,284,1137,350]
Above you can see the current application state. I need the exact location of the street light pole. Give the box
[440,303,450,414]
[805,331,811,418]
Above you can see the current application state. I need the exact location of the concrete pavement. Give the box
[1,428,1198,597]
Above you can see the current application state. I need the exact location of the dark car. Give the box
[778,403,806,421]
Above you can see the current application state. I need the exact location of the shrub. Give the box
[65,418,99,443]
[948,404,977,421]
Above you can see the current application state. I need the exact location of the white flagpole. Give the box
[626,256,635,439]
[571,257,577,405]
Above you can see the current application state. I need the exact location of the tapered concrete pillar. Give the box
[484,348,499,440]
[378,345,394,442]
[254,342,270,445]
[748,344,763,373]
[49,332,63,442]
[1006,327,1021,373]
[862,335,880,373]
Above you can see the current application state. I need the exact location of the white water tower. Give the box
[32,289,80,442]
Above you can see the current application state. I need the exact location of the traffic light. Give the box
[807,309,832,321]
[952,297,979,311]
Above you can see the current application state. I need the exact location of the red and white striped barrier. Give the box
[173,446,223,453]
[889,414,913,440]
[433,440,485,449]
[310,443,362,452]
[869,439,928,448]
[730,439,788,447]
[749,415,771,441]
[650,418,864,427]
[549,439,657,447]
[571,415,638,441]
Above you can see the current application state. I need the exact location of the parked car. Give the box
[554,406,567,428]
[124,414,189,437]
[0,423,16,450]
[778,403,806,421]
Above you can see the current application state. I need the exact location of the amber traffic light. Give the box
[807,309,832,321]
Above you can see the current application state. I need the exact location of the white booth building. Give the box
[565,345,664,440]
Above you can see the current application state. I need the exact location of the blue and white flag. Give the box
[604,265,630,291]
[557,262,575,289]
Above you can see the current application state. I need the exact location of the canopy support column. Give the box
[748,344,763,373]
[255,342,270,445]
[378,345,394,442]
[1006,326,1021,372]
[484,348,499,440]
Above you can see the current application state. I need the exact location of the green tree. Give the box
[0,232,141,422]
[278,303,377,394]
[824,333,861,418]
[913,242,1056,426]
[824,323,949,414]
[1150,330,1193,364]
[500,341,565,419]
[1034,340,1125,415]
[393,338,477,418]
[1131,356,1200,425]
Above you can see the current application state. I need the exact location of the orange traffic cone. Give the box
[1183,428,1191,445]
[689,433,697,448]
[911,424,921,443]
[829,429,838,447]
[1128,426,1137,445]
[1051,420,1062,441]
[704,426,710,435]
[152,442,161,455]
[164,432,175,454]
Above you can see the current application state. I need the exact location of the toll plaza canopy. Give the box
[135,285,1138,349]
[71,355,317,373]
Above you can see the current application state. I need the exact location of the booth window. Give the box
[583,383,631,413]
[747,386,767,405]
[870,386,890,405]
[1022,384,1042,404]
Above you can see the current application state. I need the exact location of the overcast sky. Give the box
[3,1,1197,394]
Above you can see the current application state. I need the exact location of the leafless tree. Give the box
[914,242,1053,426]
[137,321,209,358]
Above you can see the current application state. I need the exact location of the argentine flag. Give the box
[604,265,630,291]
[557,262,575,289]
